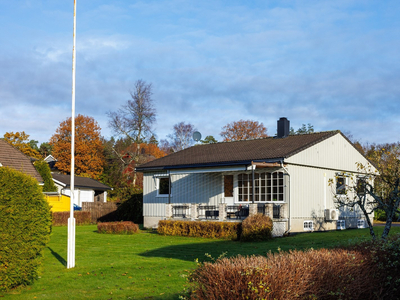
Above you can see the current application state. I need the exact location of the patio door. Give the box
[224,175,234,204]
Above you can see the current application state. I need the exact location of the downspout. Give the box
[252,163,255,204]
[168,170,171,204]
[281,160,291,234]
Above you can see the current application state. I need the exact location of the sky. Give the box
[1,0,399,146]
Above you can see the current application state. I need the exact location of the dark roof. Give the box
[137,131,341,171]
[52,173,111,191]
[0,139,43,182]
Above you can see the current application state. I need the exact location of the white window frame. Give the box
[156,176,170,198]
[304,220,314,231]
[336,174,348,196]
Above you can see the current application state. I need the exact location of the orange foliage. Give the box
[220,119,268,142]
[50,115,105,179]
[140,143,167,159]
[3,131,41,159]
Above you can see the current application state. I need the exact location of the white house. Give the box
[136,118,376,235]
[51,173,111,207]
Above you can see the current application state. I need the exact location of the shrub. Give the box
[158,220,241,240]
[0,167,52,291]
[52,211,92,226]
[240,213,273,241]
[33,159,57,192]
[188,235,400,300]
[97,221,139,234]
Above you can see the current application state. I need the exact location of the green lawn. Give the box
[3,225,400,300]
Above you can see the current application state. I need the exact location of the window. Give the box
[224,175,233,197]
[238,172,284,202]
[336,175,346,195]
[158,177,170,196]
[304,221,313,231]
[356,177,366,196]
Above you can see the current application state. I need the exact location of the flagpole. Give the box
[67,0,77,269]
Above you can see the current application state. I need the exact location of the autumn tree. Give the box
[50,114,105,179]
[161,122,197,152]
[220,120,267,142]
[3,131,41,159]
[107,80,156,186]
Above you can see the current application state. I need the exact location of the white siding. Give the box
[143,172,223,217]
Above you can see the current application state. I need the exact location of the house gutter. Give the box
[280,160,291,234]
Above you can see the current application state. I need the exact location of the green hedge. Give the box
[158,220,241,240]
[0,167,52,291]
[33,159,57,192]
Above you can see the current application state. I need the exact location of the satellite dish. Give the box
[193,131,202,142]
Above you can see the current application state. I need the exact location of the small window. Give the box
[158,177,170,196]
[304,221,313,231]
[336,176,346,195]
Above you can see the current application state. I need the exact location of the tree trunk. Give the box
[360,203,376,240]
[382,209,393,240]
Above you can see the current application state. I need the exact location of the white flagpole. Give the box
[67,0,77,269]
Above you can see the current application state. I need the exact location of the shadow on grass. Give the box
[48,247,67,267]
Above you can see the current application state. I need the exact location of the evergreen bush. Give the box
[0,167,52,291]
[33,159,57,192]
[241,213,273,241]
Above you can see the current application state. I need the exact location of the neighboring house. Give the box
[0,139,43,184]
[44,155,58,171]
[51,173,111,206]
[136,118,376,235]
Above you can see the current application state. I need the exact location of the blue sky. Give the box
[1,0,399,145]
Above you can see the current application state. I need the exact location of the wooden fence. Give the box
[82,202,118,223]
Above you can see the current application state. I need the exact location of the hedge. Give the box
[33,159,57,192]
[0,167,52,291]
[158,220,241,240]
[97,221,139,234]
[52,211,92,226]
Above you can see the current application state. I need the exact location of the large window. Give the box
[238,172,284,202]
[158,177,170,196]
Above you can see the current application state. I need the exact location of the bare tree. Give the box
[161,122,196,152]
[107,80,156,185]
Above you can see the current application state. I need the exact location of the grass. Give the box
[2,225,400,300]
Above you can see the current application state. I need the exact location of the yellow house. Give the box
[43,192,70,212]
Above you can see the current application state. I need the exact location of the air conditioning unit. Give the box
[325,209,339,221]
[337,220,346,230]
[357,219,366,229]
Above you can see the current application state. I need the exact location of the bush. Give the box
[158,220,241,240]
[33,159,57,192]
[188,235,400,300]
[0,167,52,291]
[241,213,273,241]
[52,211,92,226]
[97,221,139,234]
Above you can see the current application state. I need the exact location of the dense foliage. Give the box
[97,221,139,234]
[33,159,57,192]
[52,211,92,226]
[0,167,52,291]
[3,131,41,159]
[188,234,400,300]
[50,114,105,179]
[158,220,241,240]
[240,214,273,241]
[220,119,268,142]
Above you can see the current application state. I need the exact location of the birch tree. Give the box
[107,80,156,186]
